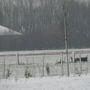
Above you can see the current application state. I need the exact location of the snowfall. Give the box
[0,74,90,90]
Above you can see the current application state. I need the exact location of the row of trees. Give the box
[0,0,90,50]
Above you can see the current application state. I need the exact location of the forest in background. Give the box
[0,0,90,51]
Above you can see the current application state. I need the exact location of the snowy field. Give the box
[0,74,90,90]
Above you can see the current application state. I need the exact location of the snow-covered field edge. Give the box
[0,74,90,90]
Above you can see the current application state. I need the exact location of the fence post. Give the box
[32,52,35,77]
[3,58,6,79]
[87,55,89,74]
[72,51,75,75]
[61,53,64,76]
[42,55,45,77]
[16,53,19,65]
[79,53,82,75]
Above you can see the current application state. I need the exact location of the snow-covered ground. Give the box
[0,74,90,90]
[0,25,22,36]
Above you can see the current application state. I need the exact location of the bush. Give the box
[6,69,11,79]
[25,67,32,78]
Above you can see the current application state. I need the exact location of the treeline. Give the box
[0,0,90,51]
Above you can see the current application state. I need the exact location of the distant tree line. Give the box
[0,0,90,51]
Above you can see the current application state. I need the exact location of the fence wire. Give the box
[0,52,90,79]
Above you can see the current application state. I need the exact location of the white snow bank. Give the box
[0,75,90,90]
[0,25,22,36]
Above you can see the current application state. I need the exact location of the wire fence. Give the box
[0,51,90,79]
[0,61,90,79]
